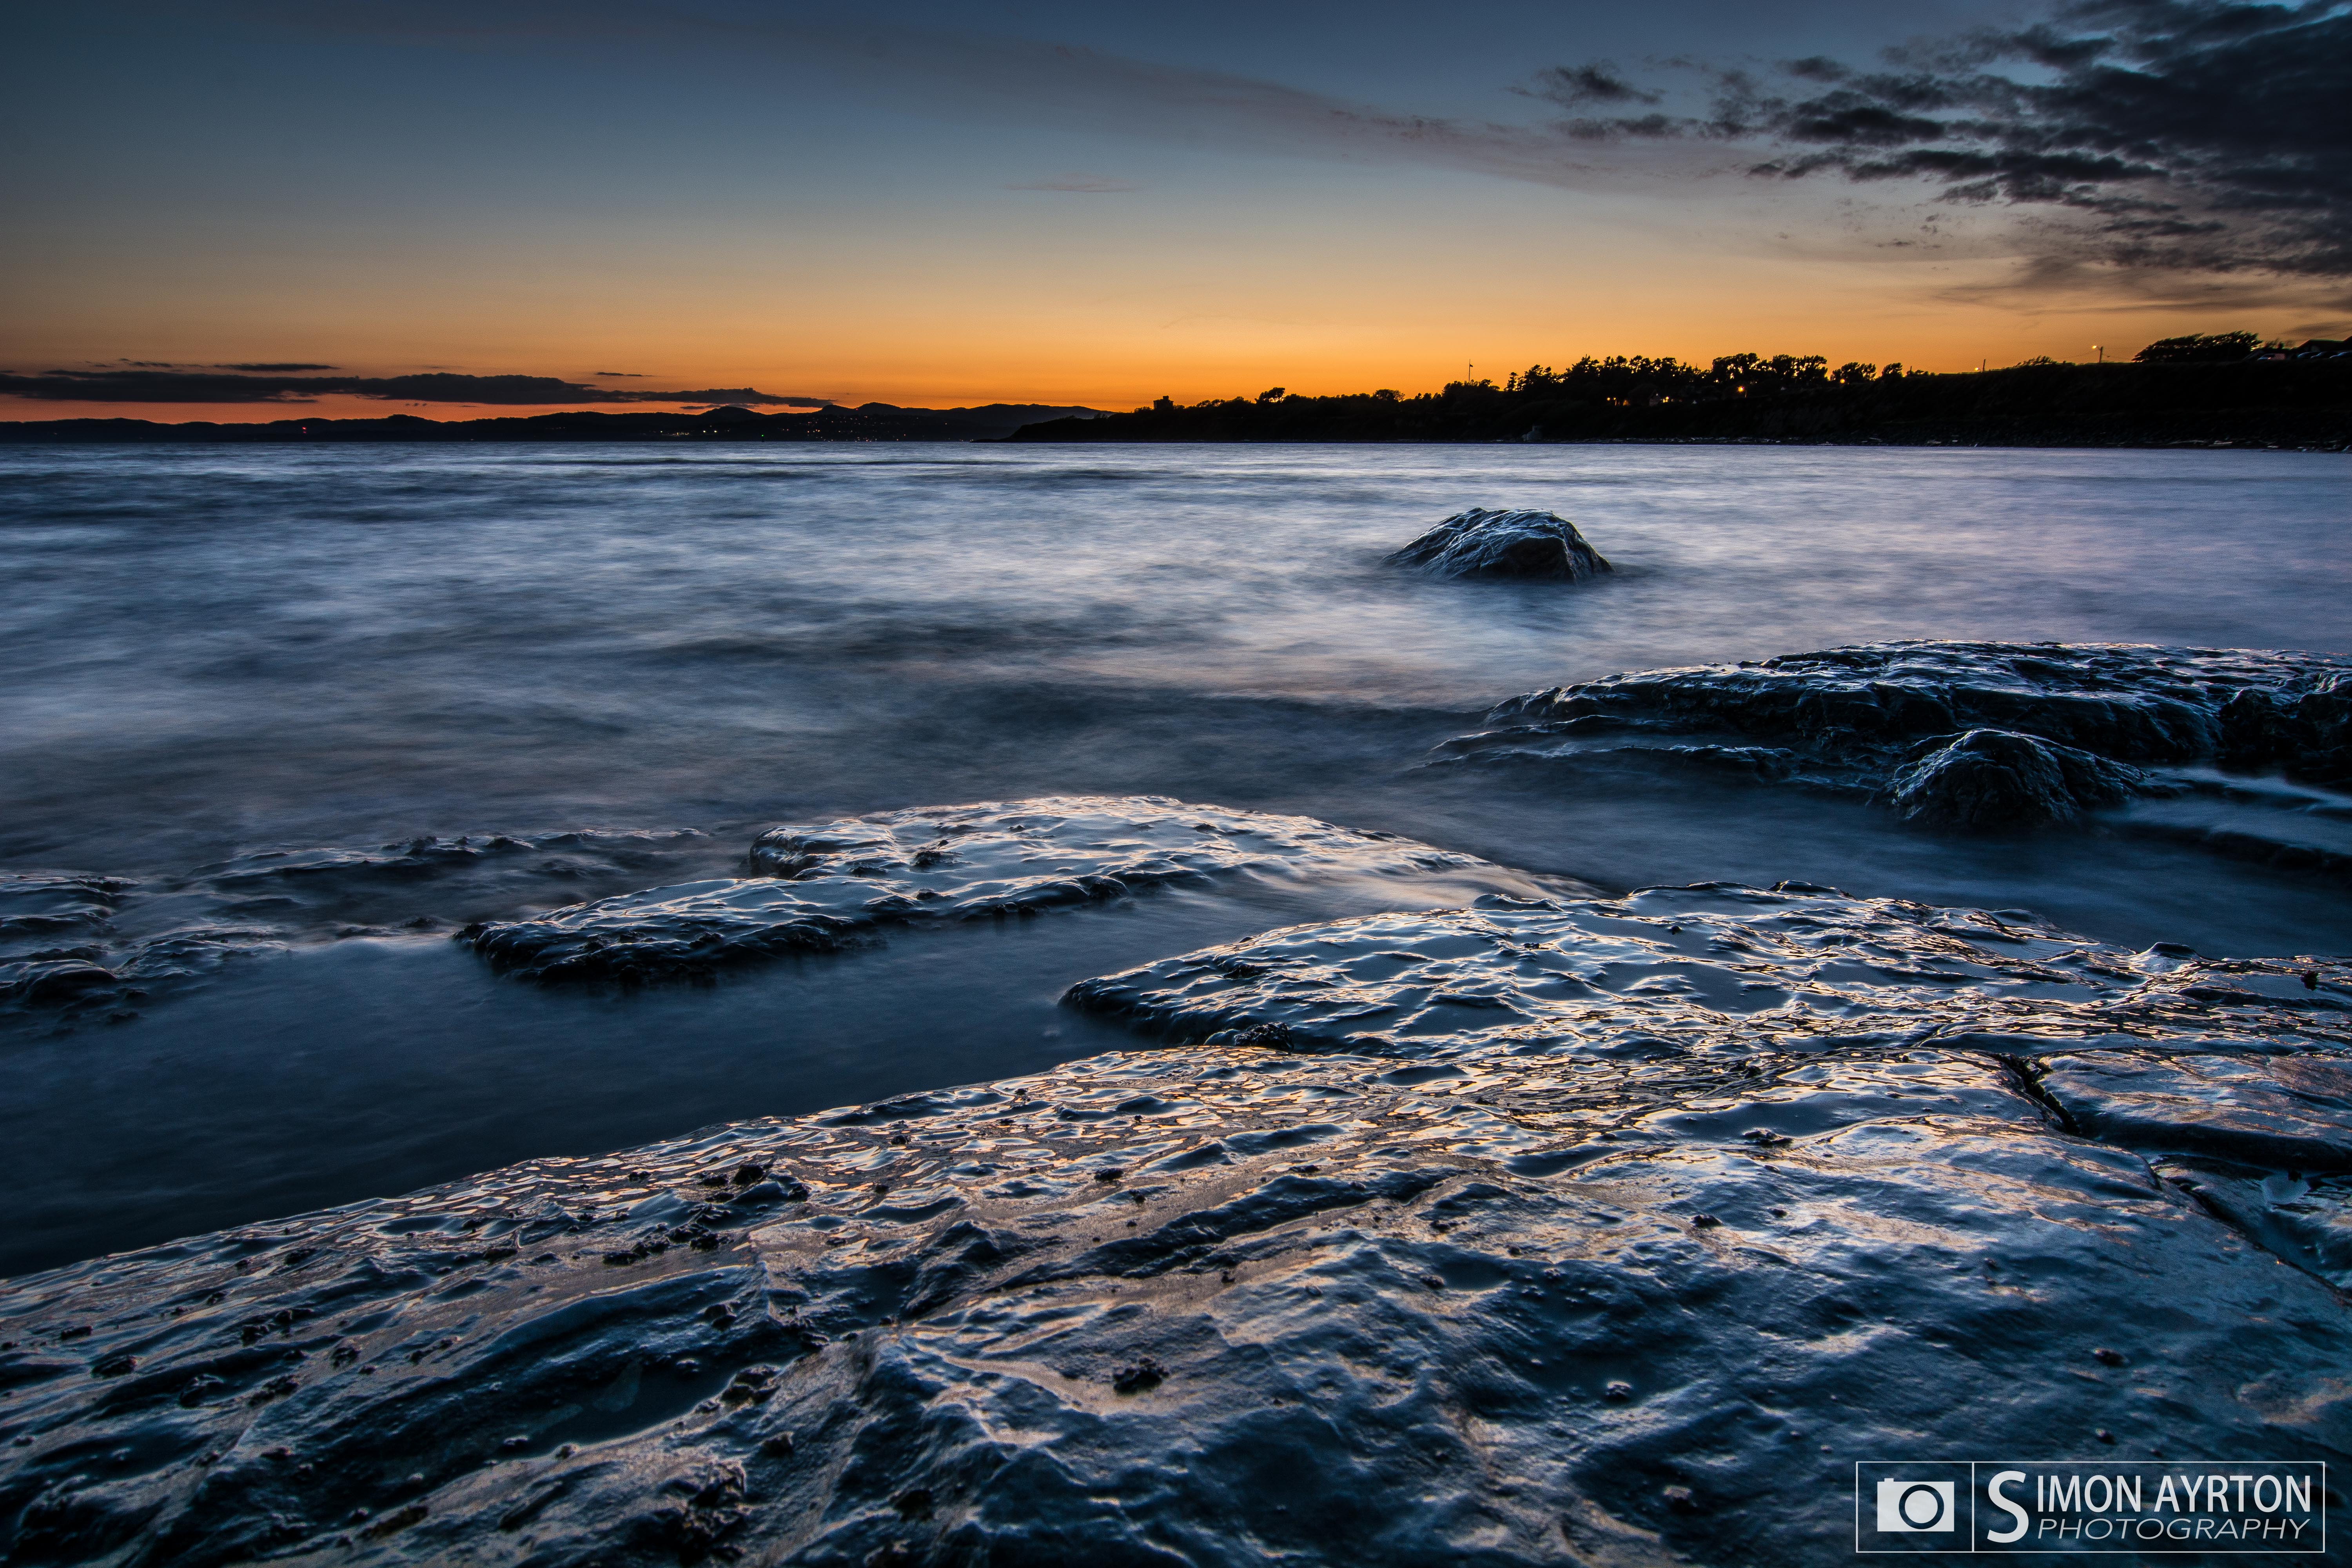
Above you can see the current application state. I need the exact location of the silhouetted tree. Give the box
[2135,332,2259,363]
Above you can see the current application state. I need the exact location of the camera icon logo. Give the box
[1876,1478,1957,1533]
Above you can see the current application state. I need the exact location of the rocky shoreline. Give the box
[4,865,2348,1565]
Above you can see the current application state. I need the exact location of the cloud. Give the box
[1551,1,2352,284]
[593,370,646,376]
[214,361,338,371]
[0,368,837,406]
[1522,62,1664,109]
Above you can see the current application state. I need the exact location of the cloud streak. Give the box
[0,369,836,407]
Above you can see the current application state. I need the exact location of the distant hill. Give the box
[0,403,1110,444]
[1009,356,2352,450]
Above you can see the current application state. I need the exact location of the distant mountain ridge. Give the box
[0,403,1110,444]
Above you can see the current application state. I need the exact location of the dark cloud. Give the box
[0,369,835,407]
[1523,62,1663,109]
[215,361,338,371]
[593,370,646,377]
[1555,1,2352,281]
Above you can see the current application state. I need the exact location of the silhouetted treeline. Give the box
[1012,349,2352,449]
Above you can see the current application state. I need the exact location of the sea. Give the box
[3,441,2346,1277]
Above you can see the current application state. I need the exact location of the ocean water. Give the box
[3,441,2348,1275]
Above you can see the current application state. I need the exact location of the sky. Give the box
[3,0,2346,418]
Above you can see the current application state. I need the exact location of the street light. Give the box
[2093,344,2105,364]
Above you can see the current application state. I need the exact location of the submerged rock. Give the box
[1447,639,2352,837]
[6,879,2347,1565]
[1384,508,1612,581]
[1886,727,2143,829]
[462,797,1546,983]
[0,907,281,1020]
[0,874,133,942]
[1,833,716,1031]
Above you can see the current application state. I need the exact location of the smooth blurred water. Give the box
[7,442,2347,868]
[3,440,2348,1274]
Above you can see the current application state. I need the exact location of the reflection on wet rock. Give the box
[1383,508,1612,581]
[462,798,1544,983]
[2036,1051,2352,1171]
[1065,882,2176,1056]
[5,881,2347,1564]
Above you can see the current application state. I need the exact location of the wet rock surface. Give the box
[2218,671,2352,785]
[461,799,1542,984]
[6,879,2348,1566]
[1887,728,2144,828]
[1447,639,2352,843]
[2038,1050,2352,1171]
[1384,508,1612,581]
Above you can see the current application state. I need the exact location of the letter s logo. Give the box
[1987,1471,2029,1544]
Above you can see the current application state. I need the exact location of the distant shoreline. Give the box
[0,426,2340,452]
[2,360,2348,449]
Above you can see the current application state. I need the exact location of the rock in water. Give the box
[2218,669,2352,784]
[460,797,1548,983]
[1886,728,2143,829]
[1384,508,1611,581]
[1475,641,2325,761]
[1444,640,2352,845]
